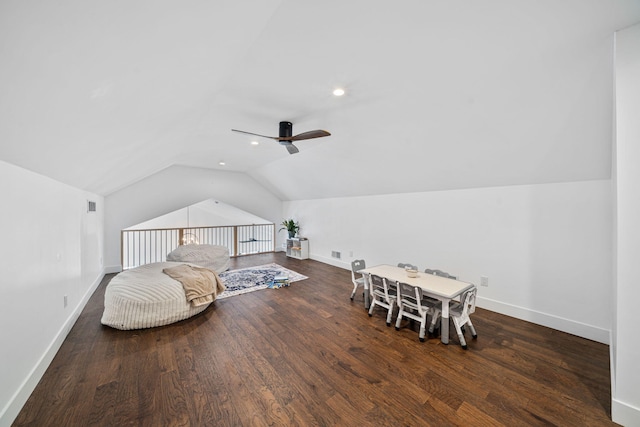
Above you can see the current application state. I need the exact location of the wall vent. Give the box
[87,200,97,212]
[331,250,341,259]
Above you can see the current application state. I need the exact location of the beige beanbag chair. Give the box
[166,244,230,273]
[101,262,224,330]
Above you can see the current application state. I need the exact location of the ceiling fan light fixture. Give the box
[333,88,345,97]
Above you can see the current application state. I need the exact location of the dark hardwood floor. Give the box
[14,253,616,426]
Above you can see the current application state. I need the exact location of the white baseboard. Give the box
[612,398,640,426]
[0,269,106,427]
[477,296,610,344]
[310,254,349,269]
[104,264,122,274]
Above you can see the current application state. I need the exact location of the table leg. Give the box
[440,298,450,344]
[363,273,371,309]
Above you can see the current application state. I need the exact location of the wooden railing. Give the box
[121,223,275,270]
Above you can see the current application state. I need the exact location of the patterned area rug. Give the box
[217,263,308,299]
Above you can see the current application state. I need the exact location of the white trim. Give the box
[310,254,349,270]
[104,264,123,274]
[612,398,640,426]
[476,296,610,344]
[0,270,105,427]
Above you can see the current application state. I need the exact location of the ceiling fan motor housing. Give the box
[279,121,293,139]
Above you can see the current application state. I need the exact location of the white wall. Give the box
[0,160,104,427]
[284,179,612,343]
[128,199,272,230]
[104,165,283,271]
[612,23,640,427]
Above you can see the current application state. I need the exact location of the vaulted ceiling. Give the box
[2,1,639,200]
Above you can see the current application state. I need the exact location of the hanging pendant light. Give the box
[181,206,199,245]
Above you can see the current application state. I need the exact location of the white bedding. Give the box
[101,262,213,330]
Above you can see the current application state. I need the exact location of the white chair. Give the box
[368,275,397,326]
[429,286,478,349]
[394,281,438,342]
[350,259,366,301]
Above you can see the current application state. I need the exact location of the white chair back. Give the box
[350,259,366,301]
[371,274,392,299]
[424,268,457,280]
[398,281,422,305]
[398,262,418,270]
[351,259,365,274]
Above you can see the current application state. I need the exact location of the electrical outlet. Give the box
[480,276,489,287]
[64,295,68,308]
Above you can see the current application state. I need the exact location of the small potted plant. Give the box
[280,219,300,238]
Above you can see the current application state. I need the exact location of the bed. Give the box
[101,261,225,330]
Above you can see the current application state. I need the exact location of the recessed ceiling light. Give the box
[219,161,226,166]
[251,140,259,146]
[333,88,345,97]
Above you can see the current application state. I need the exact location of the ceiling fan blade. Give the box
[284,143,299,154]
[231,129,279,140]
[285,130,331,141]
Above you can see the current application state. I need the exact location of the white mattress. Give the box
[101,262,212,330]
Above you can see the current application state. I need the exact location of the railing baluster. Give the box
[120,223,275,270]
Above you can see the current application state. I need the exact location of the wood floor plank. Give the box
[191,321,243,425]
[12,253,615,426]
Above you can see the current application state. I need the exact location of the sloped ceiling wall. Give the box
[1,1,640,200]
